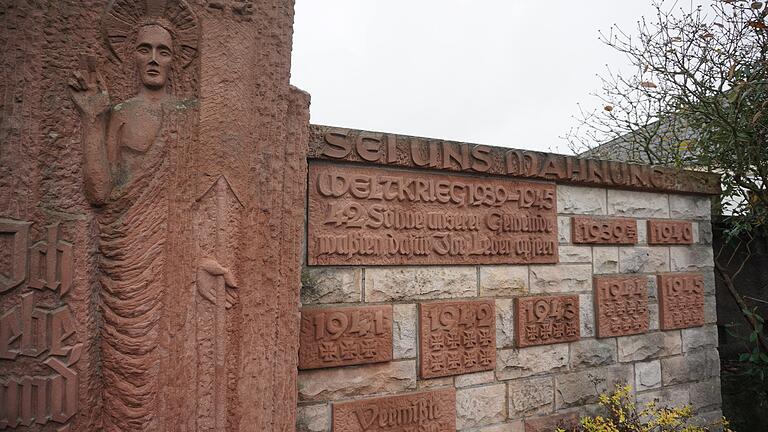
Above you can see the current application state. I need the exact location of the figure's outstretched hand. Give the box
[196,257,239,309]
[68,55,110,119]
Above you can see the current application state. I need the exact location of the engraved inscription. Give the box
[515,295,580,347]
[332,389,456,432]
[308,162,558,265]
[572,217,638,245]
[594,276,649,338]
[647,220,694,245]
[299,305,393,369]
[308,126,721,195]
[657,273,705,330]
[418,300,496,379]
[0,219,81,430]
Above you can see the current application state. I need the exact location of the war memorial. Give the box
[0,0,723,430]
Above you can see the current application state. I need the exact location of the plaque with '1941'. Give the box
[299,305,393,369]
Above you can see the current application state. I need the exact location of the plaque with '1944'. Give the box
[299,305,393,369]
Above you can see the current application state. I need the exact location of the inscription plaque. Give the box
[308,162,558,265]
[418,300,496,379]
[572,216,638,245]
[594,276,649,338]
[515,295,580,347]
[647,220,694,245]
[299,305,393,369]
[332,389,456,432]
[657,273,705,330]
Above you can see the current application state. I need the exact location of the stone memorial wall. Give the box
[298,126,722,432]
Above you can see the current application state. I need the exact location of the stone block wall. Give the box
[298,184,720,431]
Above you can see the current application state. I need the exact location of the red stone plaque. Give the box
[647,220,694,245]
[332,389,456,432]
[515,295,580,347]
[594,276,649,338]
[307,162,558,265]
[418,300,496,379]
[572,216,638,244]
[299,305,393,369]
[657,273,705,330]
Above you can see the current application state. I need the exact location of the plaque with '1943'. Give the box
[515,295,580,347]
[299,305,393,369]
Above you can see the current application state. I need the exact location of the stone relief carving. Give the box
[68,0,235,429]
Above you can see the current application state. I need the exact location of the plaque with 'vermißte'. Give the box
[307,162,558,265]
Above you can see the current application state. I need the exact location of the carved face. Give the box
[134,24,173,90]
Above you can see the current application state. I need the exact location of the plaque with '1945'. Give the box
[299,305,393,369]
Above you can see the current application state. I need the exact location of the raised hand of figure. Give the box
[196,257,239,309]
[68,55,110,119]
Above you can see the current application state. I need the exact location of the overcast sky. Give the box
[291,1,673,155]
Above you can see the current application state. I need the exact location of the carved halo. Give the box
[103,0,199,68]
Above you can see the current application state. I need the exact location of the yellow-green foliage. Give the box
[555,385,732,432]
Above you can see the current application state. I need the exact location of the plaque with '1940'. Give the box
[307,162,558,265]
[299,305,393,369]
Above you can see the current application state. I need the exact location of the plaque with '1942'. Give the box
[299,305,393,369]
[418,300,496,379]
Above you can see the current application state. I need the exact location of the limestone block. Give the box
[580,293,595,338]
[365,266,476,302]
[607,190,669,218]
[296,404,330,432]
[619,247,670,273]
[301,267,361,304]
[689,378,722,413]
[456,383,507,430]
[417,376,454,390]
[480,266,529,297]
[569,338,618,369]
[647,275,658,300]
[298,360,416,402]
[470,422,525,432]
[558,216,571,244]
[393,304,416,359]
[617,331,682,362]
[669,194,712,220]
[555,364,635,409]
[496,344,569,380]
[637,219,647,244]
[635,359,662,391]
[508,376,554,417]
[529,264,592,294]
[702,270,716,295]
[698,221,713,245]
[648,303,659,331]
[661,349,720,386]
[692,222,700,244]
[557,185,607,215]
[681,324,718,352]
[559,246,592,264]
[670,246,714,271]
[455,371,496,388]
[691,409,727,428]
[704,296,717,324]
[496,298,515,349]
[593,247,619,274]
[636,385,690,408]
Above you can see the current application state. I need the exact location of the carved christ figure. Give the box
[69,9,235,430]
